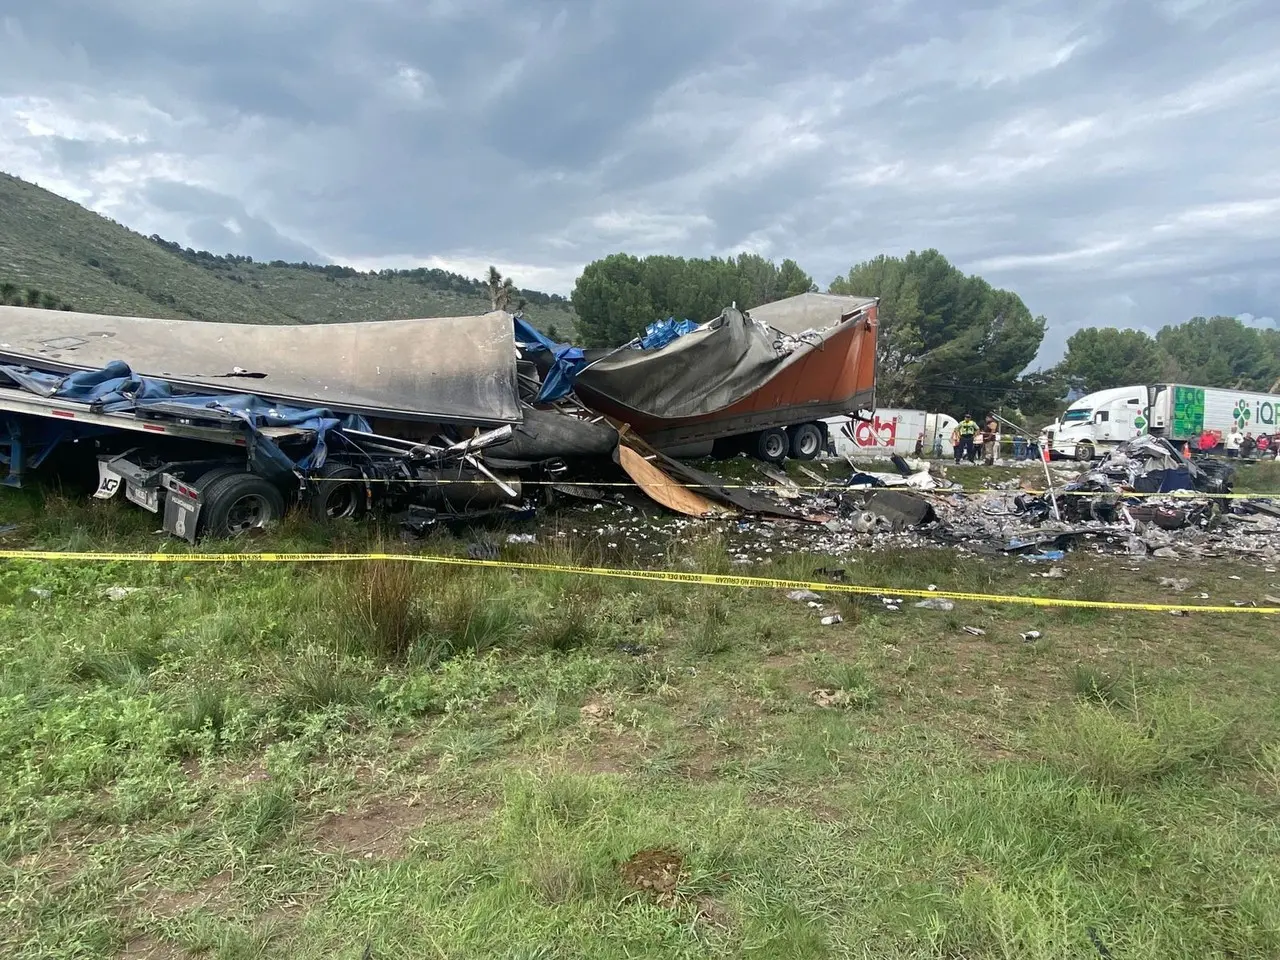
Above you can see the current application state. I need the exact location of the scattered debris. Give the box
[786,589,823,603]
[812,689,853,708]
[102,586,140,601]
[757,465,802,498]
[1160,577,1192,592]
[1020,630,1042,642]
[914,597,955,611]
[820,614,844,626]
[466,542,500,561]
[506,533,537,544]
[962,626,987,637]
[28,587,51,600]
[579,701,614,724]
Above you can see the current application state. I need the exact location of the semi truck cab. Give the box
[1046,386,1148,461]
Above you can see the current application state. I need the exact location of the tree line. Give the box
[0,281,74,311]
[1058,318,1280,395]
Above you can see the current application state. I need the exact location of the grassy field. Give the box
[0,173,577,334]
[2,484,1279,960]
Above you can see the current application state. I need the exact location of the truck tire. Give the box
[309,464,367,522]
[199,473,286,538]
[193,465,245,493]
[789,422,823,460]
[754,428,789,464]
[1075,442,1095,462]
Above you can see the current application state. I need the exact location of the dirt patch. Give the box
[11,845,84,888]
[760,652,810,671]
[967,728,1018,762]
[693,893,734,929]
[118,934,184,959]
[9,823,115,888]
[145,870,234,919]
[619,847,686,906]
[579,700,615,724]
[313,799,427,859]
[748,790,845,823]
[183,756,270,789]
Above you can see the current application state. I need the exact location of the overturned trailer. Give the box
[0,305,615,540]
[571,293,879,463]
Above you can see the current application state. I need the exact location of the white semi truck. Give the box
[1044,383,1280,460]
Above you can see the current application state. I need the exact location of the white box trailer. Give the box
[1045,383,1280,460]
[824,410,959,459]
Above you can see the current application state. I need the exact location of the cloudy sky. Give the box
[2,0,1277,364]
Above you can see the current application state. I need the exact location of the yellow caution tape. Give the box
[1,549,1275,615]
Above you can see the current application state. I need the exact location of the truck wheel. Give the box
[310,464,367,522]
[200,473,285,538]
[1076,443,1095,462]
[194,465,245,493]
[789,423,823,460]
[754,428,789,463]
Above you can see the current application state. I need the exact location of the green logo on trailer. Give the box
[1232,399,1252,431]
[1172,386,1205,437]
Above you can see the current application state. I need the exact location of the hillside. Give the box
[0,172,577,333]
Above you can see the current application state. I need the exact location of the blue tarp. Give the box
[0,361,370,472]
[513,317,586,403]
[635,317,697,351]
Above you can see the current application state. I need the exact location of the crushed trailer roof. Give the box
[0,306,522,425]
[743,292,878,335]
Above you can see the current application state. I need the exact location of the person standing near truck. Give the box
[1226,428,1244,458]
[982,416,1000,465]
[955,414,978,464]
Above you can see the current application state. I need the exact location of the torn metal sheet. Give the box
[617,445,734,518]
[0,305,522,425]
[573,294,877,448]
[757,465,802,498]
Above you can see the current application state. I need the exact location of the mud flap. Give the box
[94,461,124,500]
[163,490,201,543]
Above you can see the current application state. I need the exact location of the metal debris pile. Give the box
[547,438,1279,567]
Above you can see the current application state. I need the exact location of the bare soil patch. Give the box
[144,870,234,919]
[118,934,184,959]
[619,847,686,906]
[313,799,428,858]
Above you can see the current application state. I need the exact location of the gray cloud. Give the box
[2,0,1278,365]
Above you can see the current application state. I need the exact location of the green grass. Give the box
[2,490,1280,958]
[1237,459,1280,494]
[0,172,577,333]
